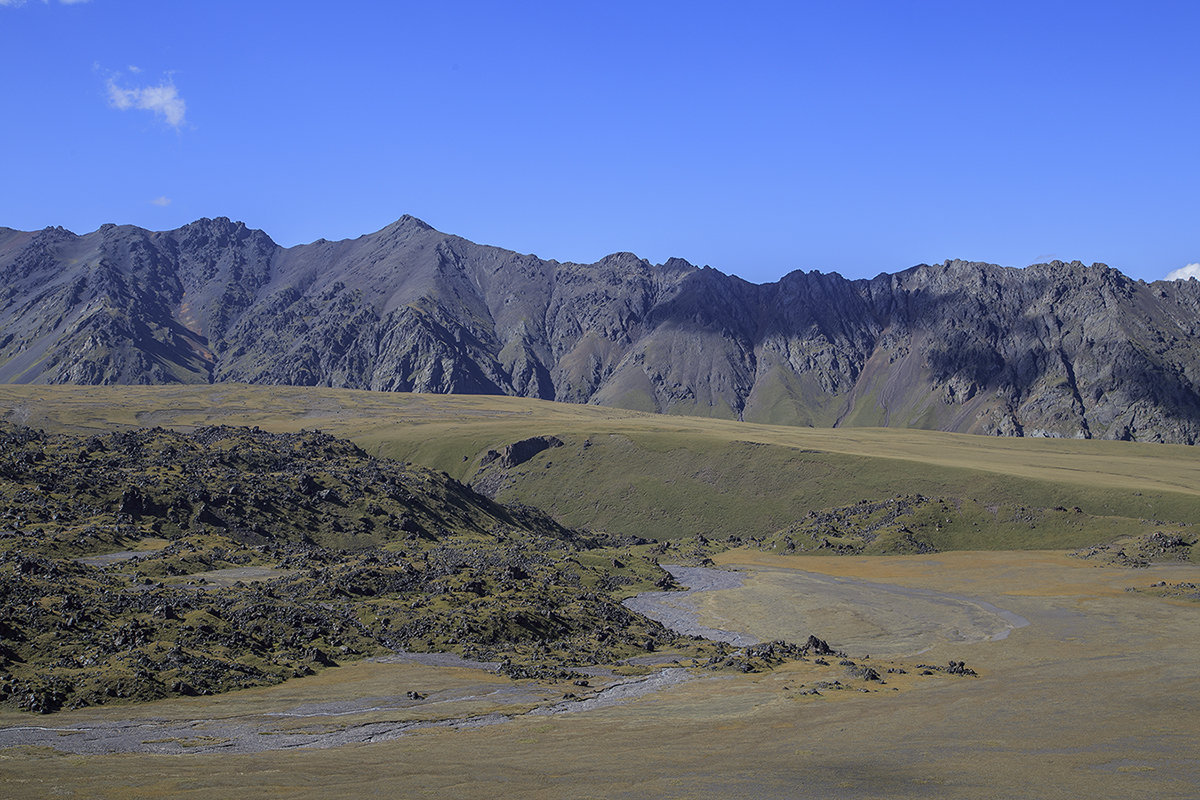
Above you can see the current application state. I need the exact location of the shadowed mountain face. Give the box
[3,216,1200,443]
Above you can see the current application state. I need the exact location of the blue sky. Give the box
[2,0,1198,283]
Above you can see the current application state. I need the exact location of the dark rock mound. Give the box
[479,436,564,469]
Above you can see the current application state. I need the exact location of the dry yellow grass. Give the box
[2,551,1197,799]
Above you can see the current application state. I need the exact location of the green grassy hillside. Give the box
[2,384,1197,551]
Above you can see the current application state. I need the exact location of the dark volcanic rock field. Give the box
[0,423,724,712]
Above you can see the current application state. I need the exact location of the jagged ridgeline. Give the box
[3,218,1200,443]
[0,423,716,713]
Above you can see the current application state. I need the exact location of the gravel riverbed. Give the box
[621,565,760,646]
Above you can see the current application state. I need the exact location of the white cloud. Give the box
[0,1,28,7]
[1165,263,1200,281]
[151,196,171,207]
[107,76,187,128]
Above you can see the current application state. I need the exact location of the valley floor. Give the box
[2,550,1197,798]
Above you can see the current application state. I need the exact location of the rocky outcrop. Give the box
[0,422,714,712]
[2,217,1200,443]
[479,436,565,469]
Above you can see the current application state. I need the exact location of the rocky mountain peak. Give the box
[660,256,698,273]
[594,251,651,272]
[394,213,434,230]
[366,215,437,241]
[1,217,1199,443]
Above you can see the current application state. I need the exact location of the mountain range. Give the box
[3,215,1199,444]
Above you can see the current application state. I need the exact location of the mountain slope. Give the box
[2,217,1200,443]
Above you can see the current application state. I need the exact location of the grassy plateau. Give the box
[2,383,1198,551]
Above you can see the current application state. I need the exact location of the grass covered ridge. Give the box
[2,384,1198,549]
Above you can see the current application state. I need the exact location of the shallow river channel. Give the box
[0,562,1029,755]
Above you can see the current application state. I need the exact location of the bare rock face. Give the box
[479,437,565,470]
[2,217,1200,443]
